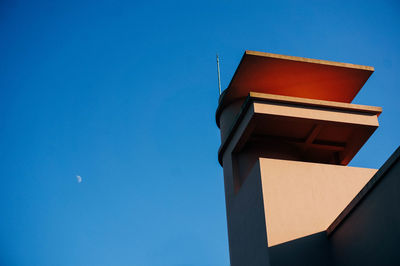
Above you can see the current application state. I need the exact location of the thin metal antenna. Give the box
[216,54,222,96]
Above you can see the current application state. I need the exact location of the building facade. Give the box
[215,50,400,266]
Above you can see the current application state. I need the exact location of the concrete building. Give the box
[215,50,400,266]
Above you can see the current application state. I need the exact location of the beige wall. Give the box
[221,153,377,265]
[266,149,400,266]
[259,158,376,247]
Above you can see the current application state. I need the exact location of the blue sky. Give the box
[0,0,399,265]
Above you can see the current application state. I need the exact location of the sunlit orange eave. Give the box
[216,50,374,127]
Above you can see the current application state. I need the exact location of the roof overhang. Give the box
[217,50,374,127]
[218,92,381,166]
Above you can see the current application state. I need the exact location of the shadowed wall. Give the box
[329,150,400,266]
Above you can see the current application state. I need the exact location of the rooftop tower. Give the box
[215,51,382,265]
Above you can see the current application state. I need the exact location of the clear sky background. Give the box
[1,1,399,265]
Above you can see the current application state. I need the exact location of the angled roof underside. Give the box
[217,50,374,125]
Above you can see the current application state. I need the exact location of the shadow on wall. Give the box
[268,231,333,266]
